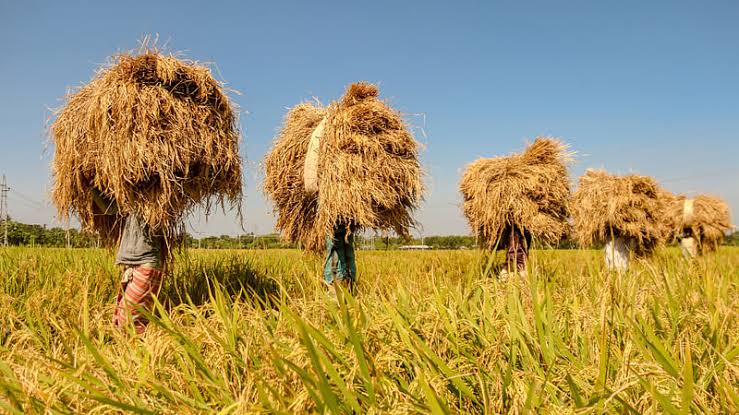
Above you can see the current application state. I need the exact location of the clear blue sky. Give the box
[1,0,737,236]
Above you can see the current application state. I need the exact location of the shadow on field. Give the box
[161,257,280,308]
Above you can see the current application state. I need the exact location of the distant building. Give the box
[398,245,432,250]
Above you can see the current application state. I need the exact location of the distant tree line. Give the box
[186,234,477,250]
[0,219,297,249]
[726,231,739,246]
[0,218,736,249]
[0,219,98,247]
[182,233,297,249]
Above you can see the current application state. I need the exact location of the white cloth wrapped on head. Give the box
[303,117,326,195]
[682,198,694,224]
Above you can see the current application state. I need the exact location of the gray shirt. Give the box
[115,215,163,267]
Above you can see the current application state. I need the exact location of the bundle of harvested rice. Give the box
[665,194,732,251]
[51,50,242,245]
[459,138,572,248]
[571,170,666,253]
[264,82,423,252]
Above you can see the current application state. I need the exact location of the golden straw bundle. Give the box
[459,138,572,248]
[51,51,242,244]
[264,82,423,252]
[665,194,732,251]
[571,170,666,252]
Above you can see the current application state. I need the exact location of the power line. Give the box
[7,194,43,211]
[9,189,44,209]
[661,168,739,184]
[1,175,9,246]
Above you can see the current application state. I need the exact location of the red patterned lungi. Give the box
[112,264,164,334]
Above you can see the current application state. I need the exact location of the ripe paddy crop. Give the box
[0,247,737,413]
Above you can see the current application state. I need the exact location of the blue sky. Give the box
[1,0,737,236]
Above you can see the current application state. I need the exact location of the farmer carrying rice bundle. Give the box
[664,194,732,257]
[571,170,666,271]
[459,138,572,278]
[51,49,242,333]
[264,82,423,292]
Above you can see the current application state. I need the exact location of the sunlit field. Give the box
[1,247,737,413]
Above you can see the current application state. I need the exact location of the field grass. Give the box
[0,246,737,414]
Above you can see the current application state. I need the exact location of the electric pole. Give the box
[1,175,9,247]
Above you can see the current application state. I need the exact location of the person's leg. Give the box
[342,233,357,292]
[345,233,356,280]
[679,228,698,258]
[505,230,515,272]
[517,251,527,272]
[112,267,134,326]
[614,237,630,270]
[680,237,697,258]
[113,264,164,334]
[333,233,349,282]
[324,228,348,285]
[604,236,629,271]
[323,234,338,285]
[604,239,616,270]
[520,231,531,273]
[506,229,528,273]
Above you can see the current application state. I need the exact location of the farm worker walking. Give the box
[263,82,423,295]
[324,225,356,293]
[459,138,572,281]
[305,121,357,293]
[677,198,699,258]
[92,190,165,334]
[50,51,243,335]
[571,170,666,271]
[665,196,731,258]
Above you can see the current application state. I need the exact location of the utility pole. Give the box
[0,175,9,247]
